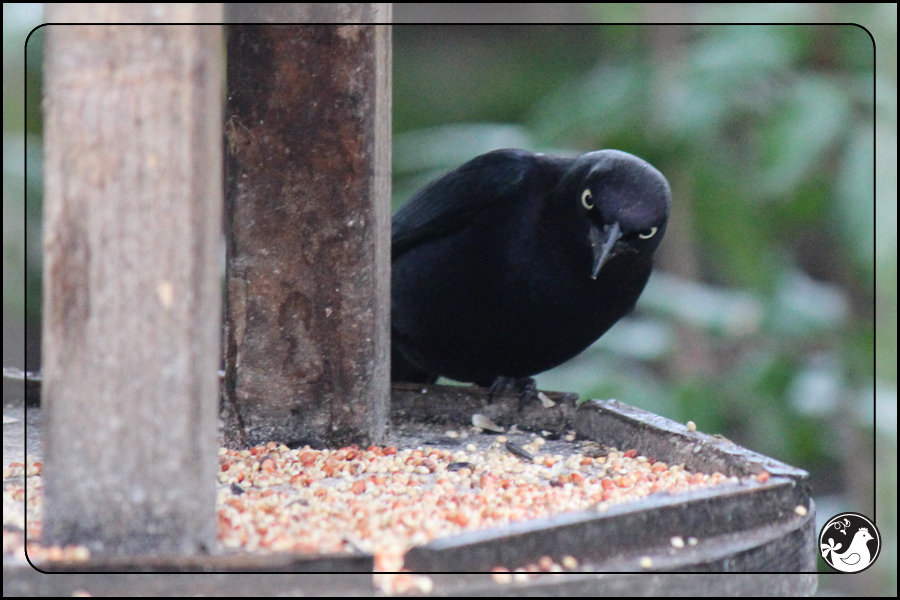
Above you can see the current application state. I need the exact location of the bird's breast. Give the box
[391,213,651,382]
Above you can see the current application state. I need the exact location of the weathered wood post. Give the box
[222,9,392,448]
[41,5,224,554]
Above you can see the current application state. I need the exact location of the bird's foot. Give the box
[487,376,537,411]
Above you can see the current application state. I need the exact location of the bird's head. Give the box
[564,150,671,279]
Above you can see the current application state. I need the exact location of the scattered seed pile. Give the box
[5,431,751,578]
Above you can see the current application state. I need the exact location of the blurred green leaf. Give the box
[835,124,878,272]
[393,123,534,175]
[528,63,645,147]
[642,272,764,336]
[760,75,851,198]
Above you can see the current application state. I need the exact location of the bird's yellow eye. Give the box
[581,189,594,209]
[638,227,658,239]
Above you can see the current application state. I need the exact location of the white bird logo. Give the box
[821,527,874,573]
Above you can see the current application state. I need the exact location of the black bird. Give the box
[391,148,671,398]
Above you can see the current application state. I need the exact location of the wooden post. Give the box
[41,6,223,554]
[222,11,391,448]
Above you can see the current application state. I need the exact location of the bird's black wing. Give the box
[392,149,541,259]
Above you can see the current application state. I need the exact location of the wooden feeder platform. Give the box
[5,383,816,596]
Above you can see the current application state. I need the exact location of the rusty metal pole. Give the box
[223,11,391,448]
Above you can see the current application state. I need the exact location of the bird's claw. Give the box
[486,376,537,411]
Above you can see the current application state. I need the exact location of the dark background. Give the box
[3,4,894,595]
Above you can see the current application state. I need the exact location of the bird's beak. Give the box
[589,221,622,279]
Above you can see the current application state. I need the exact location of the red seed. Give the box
[449,511,469,526]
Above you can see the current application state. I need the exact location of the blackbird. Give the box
[391,148,670,397]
